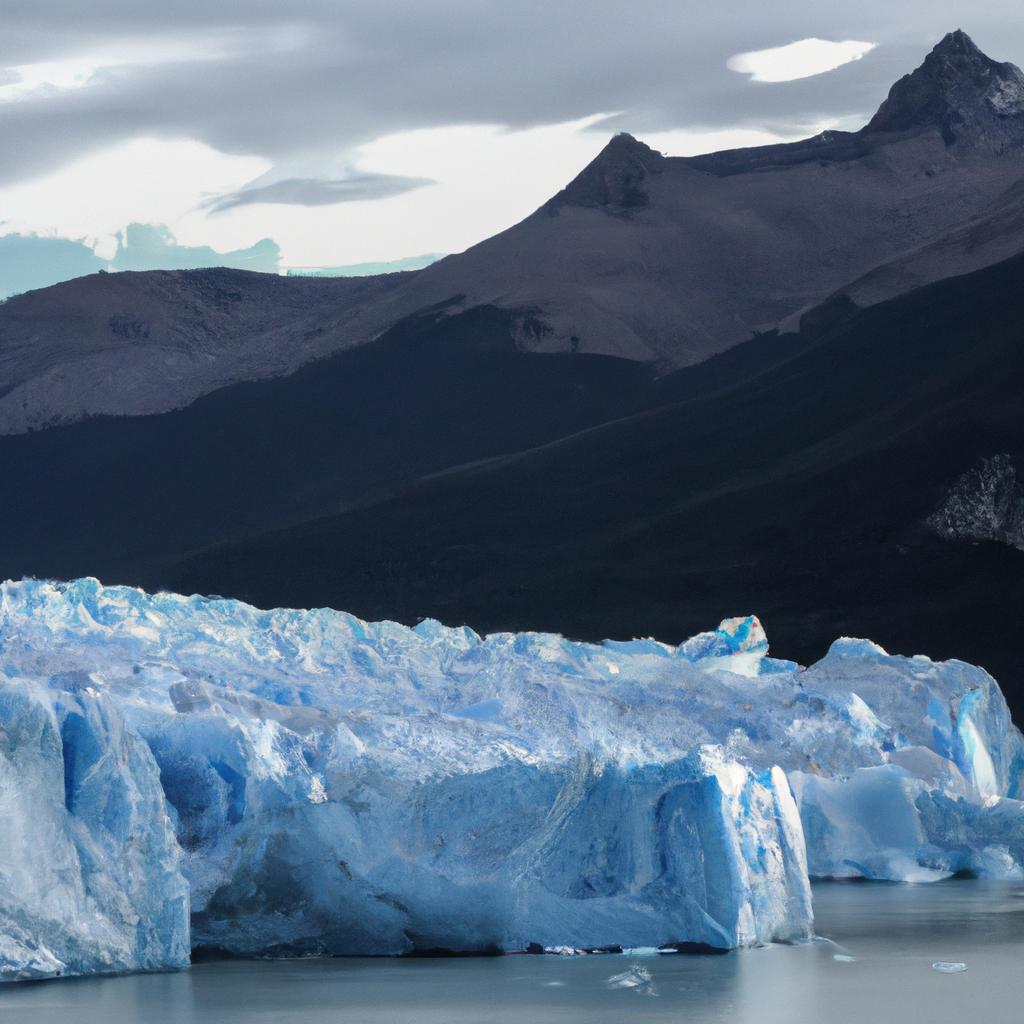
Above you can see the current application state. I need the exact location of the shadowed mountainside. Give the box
[0,303,659,580]
[153,252,1024,718]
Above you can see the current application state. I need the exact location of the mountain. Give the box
[0,267,407,433]
[153,251,1024,718]
[0,304,659,582]
[865,29,1024,143]
[2,31,1024,719]
[3,31,1024,434]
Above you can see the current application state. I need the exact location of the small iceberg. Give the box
[606,965,657,995]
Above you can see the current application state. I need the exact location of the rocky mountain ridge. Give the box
[2,31,1024,434]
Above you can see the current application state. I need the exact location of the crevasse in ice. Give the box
[0,578,1021,981]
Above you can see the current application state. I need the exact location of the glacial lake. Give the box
[4,881,1023,1023]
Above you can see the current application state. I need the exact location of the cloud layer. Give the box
[205,173,434,213]
[2,2,1022,191]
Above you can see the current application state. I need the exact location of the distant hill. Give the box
[286,254,444,277]
[0,224,280,302]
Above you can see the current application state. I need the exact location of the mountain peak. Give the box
[931,28,981,58]
[547,133,664,216]
[602,132,657,154]
[865,30,1024,146]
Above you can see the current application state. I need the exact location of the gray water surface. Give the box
[3,881,1022,1023]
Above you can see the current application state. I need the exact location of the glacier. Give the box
[0,578,1022,982]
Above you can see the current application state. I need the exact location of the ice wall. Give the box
[0,681,189,980]
[791,637,1024,880]
[1,578,1022,981]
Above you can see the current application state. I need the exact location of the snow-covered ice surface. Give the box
[0,578,1022,982]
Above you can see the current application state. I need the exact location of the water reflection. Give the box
[1,881,1022,1023]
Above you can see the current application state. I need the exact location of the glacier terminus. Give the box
[1,578,1022,982]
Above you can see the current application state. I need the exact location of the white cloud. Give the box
[183,116,616,266]
[0,137,269,254]
[727,38,877,83]
[642,122,835,156]
[0,27,310,105]
[0,118,615,268]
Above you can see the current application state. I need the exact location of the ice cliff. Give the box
[1,578,1022,981]
[0,681,189,979]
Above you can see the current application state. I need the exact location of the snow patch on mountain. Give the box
[988,74,1024,115]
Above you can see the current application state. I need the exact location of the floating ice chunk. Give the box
[607,965,656,995]
[833,954,857,962]
[932,962,968,973]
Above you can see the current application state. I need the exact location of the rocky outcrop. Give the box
[927,453,1024,550]
[866,30,1024,148]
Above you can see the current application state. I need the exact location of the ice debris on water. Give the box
[932,962,968,973]
[0,577,1023,983]
[606,965,657,995]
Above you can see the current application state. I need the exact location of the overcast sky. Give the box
[1,1,1022,278]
